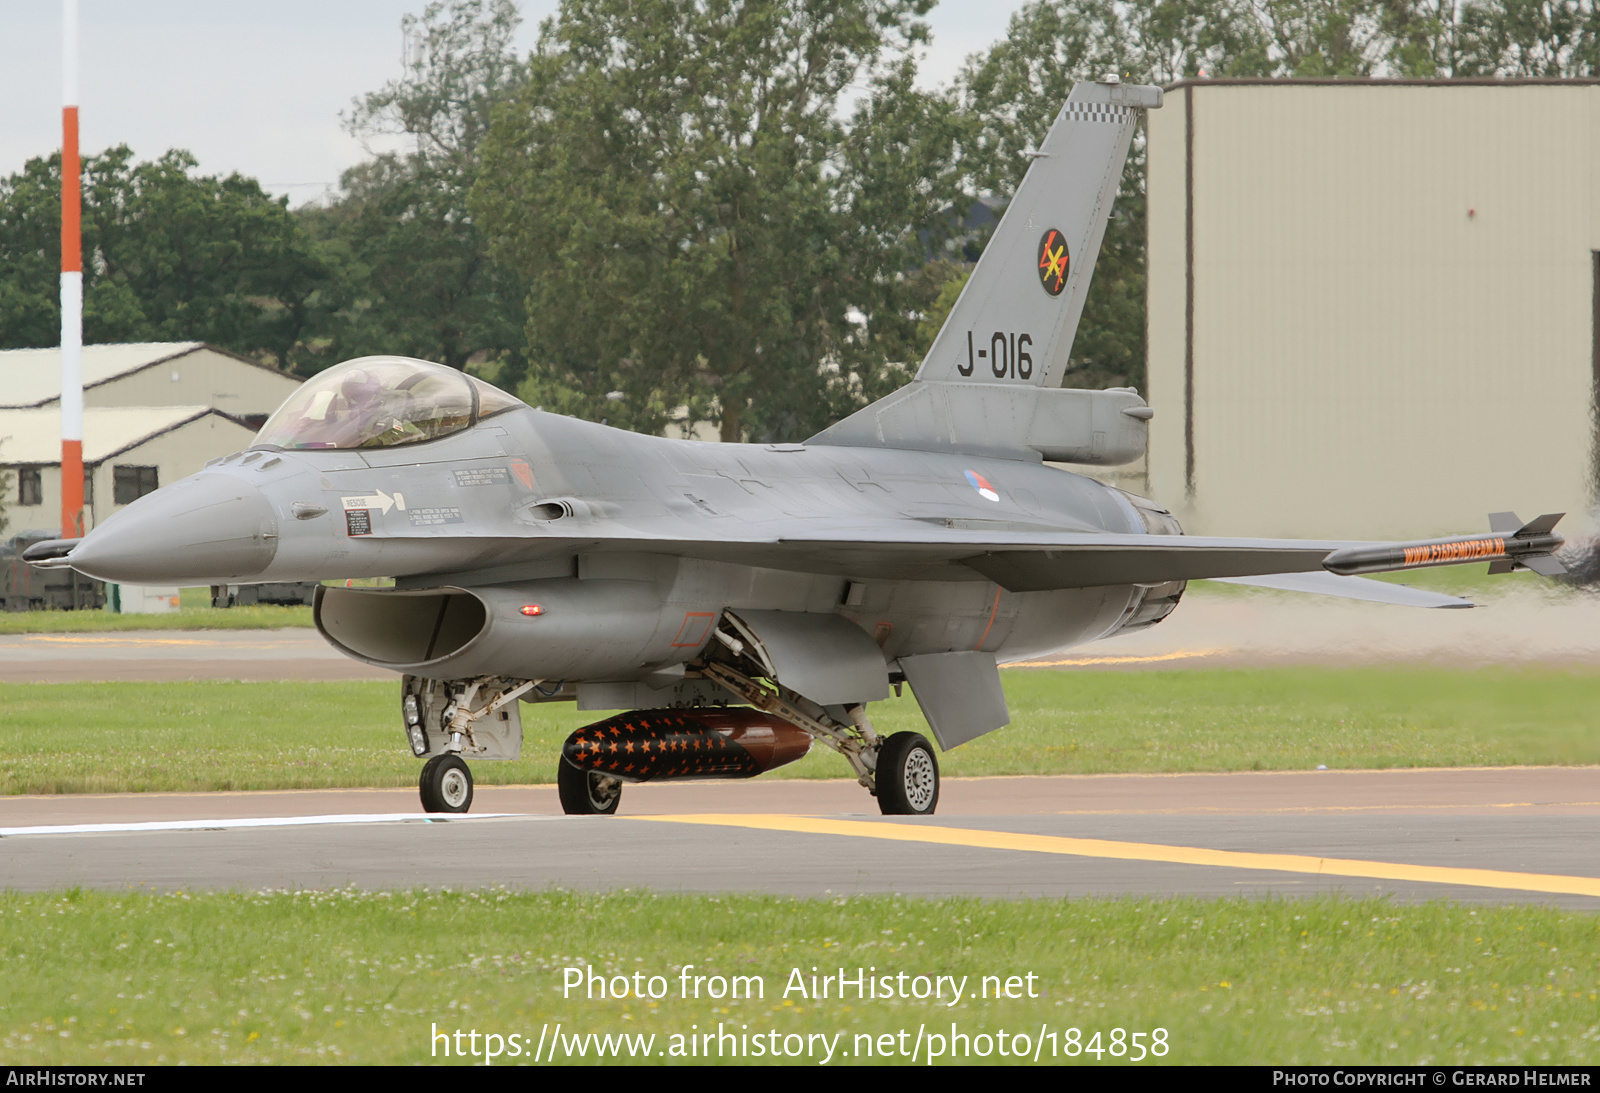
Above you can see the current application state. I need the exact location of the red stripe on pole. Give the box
[61,438,84,537]
[60,106,80,273]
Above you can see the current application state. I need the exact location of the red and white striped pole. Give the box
[60,0,83,538]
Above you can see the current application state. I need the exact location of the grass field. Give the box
[6,650,1597,1068]
[3,665,1598,794]
[0,604,312,634]
[3,888,1595,1065]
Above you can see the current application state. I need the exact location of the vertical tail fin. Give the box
[808,80,1162,461]
[919,80,1160,387]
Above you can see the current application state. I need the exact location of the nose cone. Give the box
[69,473,278,584]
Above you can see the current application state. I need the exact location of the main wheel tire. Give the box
[419,754,474,813]
[876,731,940,815]
[558,759,622,815]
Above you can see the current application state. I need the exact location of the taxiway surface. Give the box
[2,768,1596,907]
[5,585,1598,905]
[0,628,392,682]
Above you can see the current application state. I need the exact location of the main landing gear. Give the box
[875,731,940,815]
[694,635,942,816]
[557,759,623,815]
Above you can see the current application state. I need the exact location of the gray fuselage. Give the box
[72,405,1177,685]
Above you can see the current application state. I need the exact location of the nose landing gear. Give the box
[419,754,474,813]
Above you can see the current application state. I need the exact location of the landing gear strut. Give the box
[693,616,941,815]
[405,675,543,815]
[419,754,474,813]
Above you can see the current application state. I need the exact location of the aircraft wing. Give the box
[776,528,1348,589]
[368,511,1558,605]
[764,516,1559,601]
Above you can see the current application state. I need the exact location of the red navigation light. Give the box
[520,604,544,617]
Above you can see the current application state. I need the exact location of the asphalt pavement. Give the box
[5,586,1598,905]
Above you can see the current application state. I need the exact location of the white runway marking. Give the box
[0,812,517,837]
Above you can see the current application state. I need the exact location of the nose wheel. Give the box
[420,754,474,813]
[876,732,939,815]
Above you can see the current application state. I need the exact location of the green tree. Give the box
[474,0,965,441]
[296,154,528,374]
[0,147,330,367]
[302,0,532,376]
[1457,0,1600,74]
[1126,0,1272,81]
[1256,0,1389,75]
[0,158,59,350]
[1369,0,1467,75]
[957,1,1178,391]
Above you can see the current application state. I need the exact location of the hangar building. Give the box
[0,342,300,428]
[0,342,300,533]
[1144,79,1600,539]
[0,407,257,535]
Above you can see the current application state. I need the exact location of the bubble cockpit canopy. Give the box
[252,356,526,451]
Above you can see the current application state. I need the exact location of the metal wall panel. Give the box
[1147,82,1600,539]
[87,347,302,420]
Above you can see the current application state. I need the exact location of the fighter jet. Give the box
[27,81,1565,817]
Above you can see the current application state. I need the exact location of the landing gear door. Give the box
[897,651,1010,750]
[401,675,524,760]
[722,609,890,704]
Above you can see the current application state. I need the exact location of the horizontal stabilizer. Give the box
[1209,572,1473,609]
[806,383,1151,464]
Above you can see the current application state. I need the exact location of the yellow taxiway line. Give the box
[1009,648,1228,667]
[634,814,1600,899]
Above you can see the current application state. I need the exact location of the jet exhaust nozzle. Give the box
[562,708,812,783]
